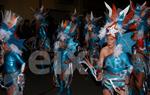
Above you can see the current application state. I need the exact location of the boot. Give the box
[57,80,64,95]
[66,86,72,95]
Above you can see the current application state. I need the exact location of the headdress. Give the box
[130,1,149,51]
[0,10,25,54]
[33,6,46,21]
[98,2,136,54]
[84,11,101,40]
[55,20,78,51]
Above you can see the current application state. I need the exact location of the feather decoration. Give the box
[113,44,123,57]
[9,44,22,55]
[0,10,25,51]
[104,2,112,18]
[117,32,136,54]
[3,10,21,29]
[7,35,26,50]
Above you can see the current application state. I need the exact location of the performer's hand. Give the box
[17,73,24,84]
[18,73,24,79]
[93,58,98,62]
[84,57,93,67]
[64,60,68,64]
[115,87,123,95]
[64,60,71,64]
[97,72,103,81]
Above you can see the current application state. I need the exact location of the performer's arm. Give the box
[98,48,105,69]
[96,48,105,80]
[15,53,26,73]
[21,63,26,73]
[122,53,133,76]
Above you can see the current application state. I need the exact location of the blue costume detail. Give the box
[2,51,25,95]
[60,38,77,73]
[129,51,146,95]
[54,28,78,95]
[0,10,25,95]
[54,47,74,95]
[63,22,78,38]
[37,23,50,50]
[3,51,25,74]
[8,35,26,50]
[1,23,26,50]
[38,24,47,39]
[132,53,146,73]
[102,53,133,93]
[117,32,136,54]
[84,13,100,65]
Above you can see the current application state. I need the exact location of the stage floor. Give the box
[0,69,102,95]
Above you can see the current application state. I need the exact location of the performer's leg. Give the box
[13,75,20,95]
[118,90,125,95]
[7,85,16,95]
[64,74,73,95]
[64,63,73,95]
[64,74,73,88]
[58,80,64,94]
[134,72,145,95]
[128,87,134,95]
[55,75,61,87]
[103,89,112,95]
[135,73,145,89]
[57,73,65,95]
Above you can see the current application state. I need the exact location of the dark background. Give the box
[0,0,149,20]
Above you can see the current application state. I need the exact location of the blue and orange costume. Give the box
[0,10,26,95]
[98,2,136,94]
[102,53,133,94]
